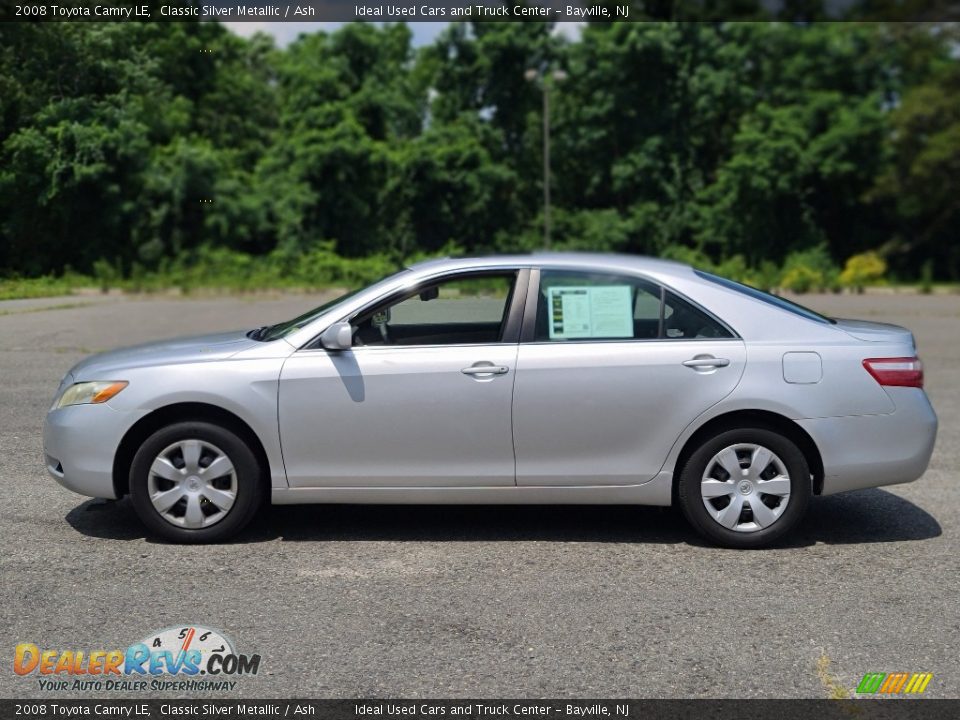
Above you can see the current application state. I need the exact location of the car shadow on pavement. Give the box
[65,487,941,547]
[787,488,943,547]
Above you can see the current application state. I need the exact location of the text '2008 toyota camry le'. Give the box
[43,253,938,547]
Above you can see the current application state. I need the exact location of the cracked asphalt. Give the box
[0,290,956,698]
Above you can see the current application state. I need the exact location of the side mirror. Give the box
[319,321,353,351]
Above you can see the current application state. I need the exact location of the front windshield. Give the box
[256,270,409,342]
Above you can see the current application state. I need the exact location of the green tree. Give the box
[870,57,960,279]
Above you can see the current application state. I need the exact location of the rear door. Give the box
[512,268,746,486]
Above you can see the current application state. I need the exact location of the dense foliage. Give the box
[1,20,957,292]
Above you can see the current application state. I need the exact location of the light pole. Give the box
[525,67,567,250]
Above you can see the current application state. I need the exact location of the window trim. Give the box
[520,267,740,344]
[303,268,530,351]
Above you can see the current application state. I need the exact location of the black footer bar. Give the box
[4,699,959,720]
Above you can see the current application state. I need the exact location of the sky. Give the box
[224,21,583,47]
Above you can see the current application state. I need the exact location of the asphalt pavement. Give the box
[0,290,957,698]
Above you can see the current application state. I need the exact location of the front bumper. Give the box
[43,403,147,499]
[798,387,938,496]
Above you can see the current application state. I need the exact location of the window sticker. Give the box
[547,285,633,339]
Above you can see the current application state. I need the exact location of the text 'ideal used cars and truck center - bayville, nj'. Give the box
[14,4,627,19]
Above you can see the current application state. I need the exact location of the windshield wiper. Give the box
[247,325,271,341]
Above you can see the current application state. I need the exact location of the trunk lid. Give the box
[834,318,916,347]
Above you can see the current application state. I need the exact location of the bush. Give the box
[839,251,886,293]
[0,247,405,300]
[714,259,779,292]
[713,255,753,284]
[747,260,781,292]
[156,244,399,293]
[780,265,823,294]
[0,275,80,300]
[92,258,121,293]
[780,245,839,294]
[660,245,715,271]
[919,259,934,295]
[658,249,781,291]
[295,243,396,288]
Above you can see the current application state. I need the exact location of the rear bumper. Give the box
[798,388,938,496]
[42,404,146,499]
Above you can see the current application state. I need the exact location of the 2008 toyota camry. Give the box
[43,254,938,547]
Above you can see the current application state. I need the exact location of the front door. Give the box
[278,271,524,488]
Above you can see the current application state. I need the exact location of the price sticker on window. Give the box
[547,285,633,340]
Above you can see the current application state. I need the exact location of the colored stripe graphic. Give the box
[880,673,909,693]
[856,673,886,694]
[904,673,933,694]
[857,672,933,694]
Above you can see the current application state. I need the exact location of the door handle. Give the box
[682,357,730,369]
[461,365,509,376]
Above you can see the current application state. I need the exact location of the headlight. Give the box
[56,381,128,409]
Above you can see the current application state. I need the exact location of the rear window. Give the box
[695,270,836,325]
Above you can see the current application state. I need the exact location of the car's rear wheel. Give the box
[678,427,811,548]
[129,421,263,543]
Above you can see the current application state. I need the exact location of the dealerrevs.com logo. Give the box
[14,625,261,692]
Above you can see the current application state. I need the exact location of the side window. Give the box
[353,273,516,347]
[663,291,733,339]
[534,270,733,342]
[535,271,662,341]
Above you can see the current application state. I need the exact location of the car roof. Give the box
[406,252,694,282]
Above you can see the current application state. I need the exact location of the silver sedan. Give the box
[43,254,938,547]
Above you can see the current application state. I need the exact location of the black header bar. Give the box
[2,0,959,22]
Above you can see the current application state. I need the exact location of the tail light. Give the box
[862,357,924,388]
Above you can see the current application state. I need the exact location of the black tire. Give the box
[129,421,263,543]
[678,427,811,549]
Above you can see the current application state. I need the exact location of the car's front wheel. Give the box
[129,421,263,543]
[678,427,811,548]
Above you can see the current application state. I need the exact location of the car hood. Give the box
[834,318,916,346]
[68,330,259,380]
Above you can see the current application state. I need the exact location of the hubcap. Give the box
[700,443,791,533]
[147,439,237,529]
